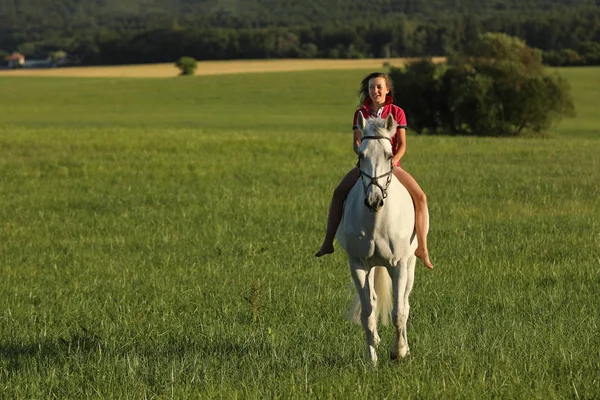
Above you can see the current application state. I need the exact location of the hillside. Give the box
[1,0,598,30]
[1,0,599,66]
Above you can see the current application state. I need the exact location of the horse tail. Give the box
[348,267,393,325]
[374,267,393,325]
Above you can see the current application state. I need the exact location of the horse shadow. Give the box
[1,324,361,374]
[1,326,100,374]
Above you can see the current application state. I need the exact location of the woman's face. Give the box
[368,77,390,106]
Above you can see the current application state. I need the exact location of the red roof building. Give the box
[4,52,25,68]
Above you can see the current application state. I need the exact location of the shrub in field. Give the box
[543,42,600,66]
[577,41,600,65]
[50,50,68,66]
[175,56,198,75]
[390,59,446,134]
[390,33,575,136]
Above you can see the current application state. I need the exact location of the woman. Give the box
[315,72,433,269]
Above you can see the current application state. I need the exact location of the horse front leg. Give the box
[350,259,379,366]
[388,257,415,360]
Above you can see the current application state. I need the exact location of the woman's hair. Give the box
[357,72,394,107]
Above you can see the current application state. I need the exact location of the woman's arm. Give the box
[393,128,407,165]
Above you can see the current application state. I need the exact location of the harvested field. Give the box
[0,57,445,78]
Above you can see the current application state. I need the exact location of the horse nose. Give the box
[364,197,384,212]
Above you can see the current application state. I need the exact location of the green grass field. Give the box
[0,67,599,398]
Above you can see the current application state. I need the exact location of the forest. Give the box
[1,0,599,66]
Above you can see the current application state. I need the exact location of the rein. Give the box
[358,135,394,211]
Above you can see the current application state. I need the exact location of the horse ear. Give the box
[385,114,395,130]
[357,112,366,132]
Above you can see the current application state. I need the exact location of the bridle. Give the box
[358,135,394,212]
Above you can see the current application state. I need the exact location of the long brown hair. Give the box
[357,72,395,107]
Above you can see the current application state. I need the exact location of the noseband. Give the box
[358,135,394,211]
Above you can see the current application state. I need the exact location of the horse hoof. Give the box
[374,334,381,349]
[390,348,410,361]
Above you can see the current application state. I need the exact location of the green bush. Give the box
[175,56,198,76]
[298,43,319,58]
[390,59,445,134]
[50,50,68,66]
[578,41,600,65]
[390,33,575,136]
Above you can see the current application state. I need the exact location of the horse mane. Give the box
[361,116,398,140]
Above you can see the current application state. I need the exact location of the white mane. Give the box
[361,116,398,140]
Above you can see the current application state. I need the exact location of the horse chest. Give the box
[344,230,395,264]
[338,180,415,267]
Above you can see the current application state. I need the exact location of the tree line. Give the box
[390,33,575,136]
[1,0,599,66]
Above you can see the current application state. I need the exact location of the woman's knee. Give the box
[333,169,359,199]
[333,183,351,200]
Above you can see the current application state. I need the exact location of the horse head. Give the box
[356,113,397,212]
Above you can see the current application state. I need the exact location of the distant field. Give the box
[0,57,445,78]
[0,67,598,398]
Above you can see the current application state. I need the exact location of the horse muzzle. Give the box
[364,197,384,212]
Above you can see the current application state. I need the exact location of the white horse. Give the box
[337,113,422,366]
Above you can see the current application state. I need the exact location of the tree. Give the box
[390,33,575,136]
[175,56,197,75]
[390,59,445,134]
[50,50,68,66]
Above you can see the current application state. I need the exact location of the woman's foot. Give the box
[315,243,335,257]
[415,247,434,269]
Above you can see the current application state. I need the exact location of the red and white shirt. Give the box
[352,95,407,161]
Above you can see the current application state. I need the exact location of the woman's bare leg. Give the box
[315,167,360,257]
[392,168,434,269]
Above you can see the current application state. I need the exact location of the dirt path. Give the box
[0,57,444,78]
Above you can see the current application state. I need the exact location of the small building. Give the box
[5,52,25,68]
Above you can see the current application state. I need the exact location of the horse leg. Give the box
[406,257,416,352]
[402,257,416,356]
[388,258,414,360]
[350,261,379,366]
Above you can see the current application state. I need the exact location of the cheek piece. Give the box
[358,135,394,212]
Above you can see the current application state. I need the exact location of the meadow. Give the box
[0,65,598,398]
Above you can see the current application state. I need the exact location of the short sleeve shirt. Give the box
[352,96,407,159]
